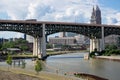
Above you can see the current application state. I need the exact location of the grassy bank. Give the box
[0,66,80,80]
[11,54,37,59]
[47,50,88,55]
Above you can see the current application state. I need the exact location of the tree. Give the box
[20,44,29,52]
[1,38,29,54]
[6,54,12,70]
[105,44,117,50]
[15,38,28,44]
[0,43,2,50]
[46,43,53,49]
[2,41,15,49]
[21,60,26,69]
[35,59,42,74]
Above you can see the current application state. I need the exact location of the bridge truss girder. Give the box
[104,27,120,37]
[0,22,42,37]
[45,23,102,39]
[1,20,120,39]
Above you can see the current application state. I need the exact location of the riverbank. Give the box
[42,50,88,60]
[0,67,81,80]
[74,73,108,80]
[0,70,43,80]
[0,51,87,61]
[95,56,120,61]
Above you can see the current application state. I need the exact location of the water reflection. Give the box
[0,52,120,80]
[46,53,120,80]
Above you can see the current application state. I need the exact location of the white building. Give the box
[49,37,76,45]
[26,35,34,43]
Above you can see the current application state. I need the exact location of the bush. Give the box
[35,59,42,74]
[105,44,117,50]
[100,49,120,56]
[6,54,12,70]
[6,54,12,66]
[89,51,95,57]
[89,48,100,58]
[21,60,26,69]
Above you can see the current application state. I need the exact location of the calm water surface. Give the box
[0,52,120,80]
[45,52,120,80]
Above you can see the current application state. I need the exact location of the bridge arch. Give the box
[45,24,102,39]
[1,20,120,58]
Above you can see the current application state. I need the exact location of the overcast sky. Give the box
[0,0,120,38]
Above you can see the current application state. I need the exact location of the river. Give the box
[0,52,120,80]
[45,52,120,80]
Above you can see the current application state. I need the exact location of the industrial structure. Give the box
[0,6,120,58]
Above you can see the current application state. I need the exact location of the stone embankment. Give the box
[95,56,120,61]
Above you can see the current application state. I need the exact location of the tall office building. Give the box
[90,5,119,46]
[90,5,101,24]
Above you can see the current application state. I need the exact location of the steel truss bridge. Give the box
[0,19,120,57]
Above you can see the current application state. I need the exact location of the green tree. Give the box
[46,43,53,49]
[2,41,15,49]
[105,44,117,50]
[1,38,29,54]
[20,44,28,52]
[15,39,28,53]
[0,43,2,50]
[6,54,12,70]
[15,38,28,44]
[21,60,26,69]
[35,59,42,74]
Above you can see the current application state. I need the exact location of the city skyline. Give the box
[0,0,120,38]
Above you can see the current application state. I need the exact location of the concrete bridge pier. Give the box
[90,26,105,53]
[33,24,46,58]
[90,38,101,52]
[40,23,46,58]
[33,37,38,56]
[101,26,105,51]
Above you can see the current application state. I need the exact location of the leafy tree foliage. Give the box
[6,54,12,65]
[35,59,42,74]
[98,44,120,56]
[0,43,2,50]
[19,44,29,51]
[6,54,12,70]
[1,38,29,52]
[21,60,26,69]
[46,43,53,49]
[2,41,15,49]
[105,44,117,50]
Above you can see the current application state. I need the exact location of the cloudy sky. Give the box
[0,0,120,38]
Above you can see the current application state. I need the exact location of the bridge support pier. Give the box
[90,26,105,52]
[101,26,105,51]
[90,38,100,52]
[33,38,38,56]
[33,24,46,58]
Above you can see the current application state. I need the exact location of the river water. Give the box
[0,52,120,80]
[45,52,120,80]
